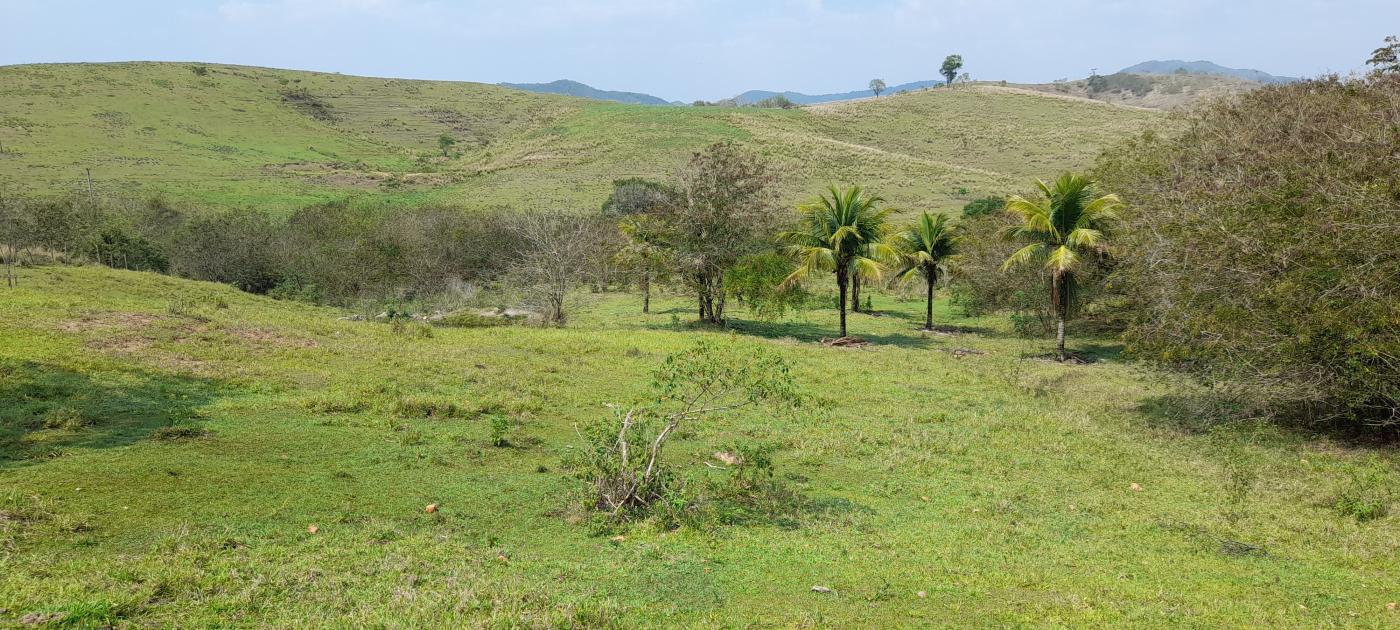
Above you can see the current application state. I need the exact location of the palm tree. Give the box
[1001,173,1121,361]
[780,185,895,338]
[894,212,959,331]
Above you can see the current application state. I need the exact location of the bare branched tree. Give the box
[507,211,611,325]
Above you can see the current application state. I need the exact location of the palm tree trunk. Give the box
[837,269,849,338]
[1056,315,1066,362]
[924,273,934,330]
[641,272,650,314]
[850,273,861,313]
[1053,273,1068,361]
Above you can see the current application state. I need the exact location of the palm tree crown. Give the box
[894,211,959,330]
[1001,172,1121,359]
[779,185,896,337]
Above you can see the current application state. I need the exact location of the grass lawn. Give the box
[1,266,1397,627]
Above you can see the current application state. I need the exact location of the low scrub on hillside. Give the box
[1098,75,1400,428]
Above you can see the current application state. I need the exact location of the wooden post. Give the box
[86,168,93,196]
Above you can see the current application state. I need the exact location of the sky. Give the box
[2,0,1396,102]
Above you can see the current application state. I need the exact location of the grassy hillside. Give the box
[2,266,1397,626]
[0,63,1164,213]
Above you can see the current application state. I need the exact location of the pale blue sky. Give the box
[2,0,1394,102]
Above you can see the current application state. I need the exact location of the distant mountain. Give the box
[499,79,672,105]
[1118,60,1298,84]
[734,79,944,106]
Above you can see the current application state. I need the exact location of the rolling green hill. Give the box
[0,62,1165,213]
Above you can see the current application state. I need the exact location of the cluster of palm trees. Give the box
[777,173,1120,361]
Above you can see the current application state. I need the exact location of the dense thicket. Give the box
[1097,75,1400,426]
[0,196,527,305]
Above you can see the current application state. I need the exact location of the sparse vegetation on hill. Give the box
[0,62,1163,213]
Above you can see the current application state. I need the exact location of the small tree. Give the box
[615,214,672,314]
[438,134,457,157]
[869,78,887,97]
[1367,35,1400,76]
[508,211,608,325]
[779,185,895,338]
[894,212,959,331]
[941,55,964,87]
[1001,173,1120,361]
[576,340,796,517]
[601,178,676,217]
[664,141,781,325]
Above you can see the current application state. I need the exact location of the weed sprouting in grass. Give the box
[1334,457,1395,522]
[40,406,89,430]
[489,415,513,447]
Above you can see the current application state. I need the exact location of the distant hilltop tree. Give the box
[941,55,964,87]
[1367,35,1399,76]
[869,78,886,97]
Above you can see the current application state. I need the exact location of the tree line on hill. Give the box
[1,39,1397,432]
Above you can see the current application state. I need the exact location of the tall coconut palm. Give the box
[779,185,895,338]
[1001,173,1121,361]
[894,211,959,331]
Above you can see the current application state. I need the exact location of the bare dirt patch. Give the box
[227,327,320,349]
[58,312,162,333]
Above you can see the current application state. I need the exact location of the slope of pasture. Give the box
[0,63,1164,213]
[1,266,1398,627]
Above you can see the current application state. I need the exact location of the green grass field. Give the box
[0,63,1164,213]
[2,266,1397,627]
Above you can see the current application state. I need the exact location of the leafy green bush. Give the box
[1098,75,1400,426]
[1333,457,1394,522]
[436,312,515,328]
[960,196,1005,218]
[569,340,796,521]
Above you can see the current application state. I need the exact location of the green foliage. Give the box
[724,253,808,321]
[779,185,896,337]
[961,196,1005,218]
[753,95,798,109]
[1001,173,1120,360]
[437,134,457,156]
[941,55,964,86]
[572,340,795,519]
[1098,76,1400,425]
[489,414,513,447]
[435,311,517,328]
[1366,35,1400,76]
[601,178,676,217]
[893,211,960,329]
[1334,457,1394,522]
[84,226,169,272]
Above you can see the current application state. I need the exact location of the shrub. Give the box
[1333,457,1394,522]
[1098,75,1400,426]
[489,415,512,447]
[570,341,796,520]
[960,196,1005,218]
[436,311,515,328]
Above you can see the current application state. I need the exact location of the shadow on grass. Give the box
[665,316,936,349]
[1138,389,1400,445]
[0,359,224,468]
